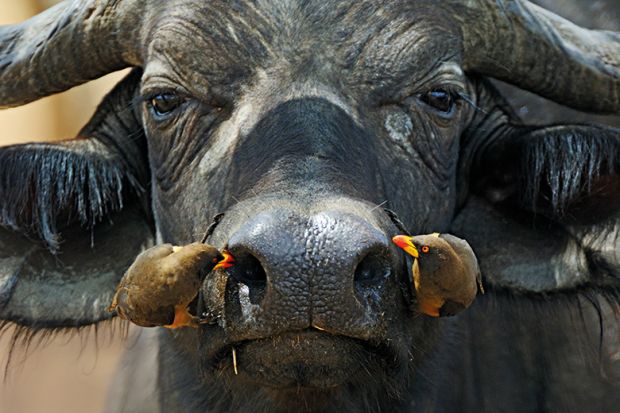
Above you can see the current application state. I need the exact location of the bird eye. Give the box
[420,89,455,114]
[421,246,430,253]
[148,93,182,117]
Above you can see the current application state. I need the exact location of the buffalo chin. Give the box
[231,332,366,388]
[208,331,405,411]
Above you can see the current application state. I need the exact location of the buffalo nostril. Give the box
[227,251,267,286]
[354,249,391,286]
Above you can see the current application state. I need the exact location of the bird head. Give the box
[393,233,447,277]
[392,233,442,259]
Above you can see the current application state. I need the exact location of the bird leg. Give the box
[164,304,200,329]
[201,213,225,243]
[384,209,411,235]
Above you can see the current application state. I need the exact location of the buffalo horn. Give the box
[0,0,142,108]
[457,0,620,114]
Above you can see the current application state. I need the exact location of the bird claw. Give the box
[164,305,200,329]
[198,317,217,325]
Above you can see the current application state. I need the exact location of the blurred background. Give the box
[0,0,129,145]
[1,1,133,412]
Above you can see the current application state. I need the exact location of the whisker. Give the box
[232,347,239,375]
[369,200,388,212]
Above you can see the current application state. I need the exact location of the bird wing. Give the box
[439,234,484,293]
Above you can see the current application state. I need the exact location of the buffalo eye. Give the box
[420,89,455,114]
[149,93,182,117]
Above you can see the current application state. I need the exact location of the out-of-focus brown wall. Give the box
[0,0,129,145]
[0,2,133,413]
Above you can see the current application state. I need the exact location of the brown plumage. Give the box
[393,233,483,317]
[108,242,231,328]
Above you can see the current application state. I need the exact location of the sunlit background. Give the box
[1,1,134,412]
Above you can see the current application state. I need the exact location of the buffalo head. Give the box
[0,1,619,412]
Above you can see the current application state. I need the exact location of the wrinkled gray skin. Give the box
[0,1,620,412]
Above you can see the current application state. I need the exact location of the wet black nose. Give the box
[223,209,397,339]
[228,211,391,288]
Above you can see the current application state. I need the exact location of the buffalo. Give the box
[0,1,619,412]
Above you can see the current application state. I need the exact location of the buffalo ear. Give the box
[456,124,620,293]
[0,205,153,328]
[452,196,594,292]
[474,124,620,224]
[0,69,155,329]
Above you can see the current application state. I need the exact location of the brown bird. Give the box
[392,233,483,317]
[108,242,234,328]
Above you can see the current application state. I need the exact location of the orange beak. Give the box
[214,250,235,270]
[392,235,419,258]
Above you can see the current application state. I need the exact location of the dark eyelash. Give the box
[456,91,485,113]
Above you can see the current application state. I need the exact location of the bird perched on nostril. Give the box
[108,243,234,328]
[392,233,483,317]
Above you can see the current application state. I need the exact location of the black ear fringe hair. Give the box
[0,140,142,252]
[518,125,619,216]
[0,317,132,381]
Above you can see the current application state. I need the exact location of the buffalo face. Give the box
[138,5,478,403]
[137,5,477,403]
